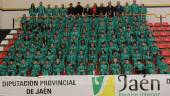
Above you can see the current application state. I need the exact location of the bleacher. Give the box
[148,22,170,65]
[0,2,170,76]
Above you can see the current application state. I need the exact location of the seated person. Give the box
[18,59,28,76]
[66,62,75,75]
[7,59,17,76]
[87,61,96,75]
[77,62,86,75]
[110,58,121,75]
[0,62,7,76]
[123,59,133,74]
[42,59,52,76]
[31,60,41,76]
[146,60,155,74]
[135,60,145,74]
[157,58,169,74]
[100,60,109,75]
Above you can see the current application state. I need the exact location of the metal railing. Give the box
[13,13,170,29]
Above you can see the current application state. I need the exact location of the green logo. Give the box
[92,76,104,95]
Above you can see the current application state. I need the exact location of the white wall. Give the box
[0,9,1,29]
[147,8,170,23]
[1,0,170,29]
[1,8,170,29]
[0,0,2,29]
[2,0,170,8]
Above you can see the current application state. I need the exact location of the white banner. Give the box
[0,75,170,96]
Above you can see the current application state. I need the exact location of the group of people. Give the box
[0,1,169,76]
[28,0,147,17]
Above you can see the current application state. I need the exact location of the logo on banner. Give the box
[92,76,115,96]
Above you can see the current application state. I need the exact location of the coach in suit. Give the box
[106,1,115,16]
[67,3,75,15]
[75,2,84,15]
[83,4,92,15]
[97,3,106,15]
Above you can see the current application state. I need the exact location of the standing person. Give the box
[59,4,67,17]
[29,3,37,17]
[75,2,84,15]
[124,2,131,15]
[83,4,92,15]
[97,3,106,15]
[20,14,28,31]
[46,4,53,17]
[92,3,98,15]
[53,5,59,16]
[130,0,139,14]
[36,2,46,17]
[67,3,75,15]
[115,1,124,16]
[106,1,115,16]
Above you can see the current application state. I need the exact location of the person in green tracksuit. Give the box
[18,59,28,76]
[29,3,37,17]
[110,58,121,75]
[20,14,27,31]
[123,59,133,74]
[88,50,98,63]
[42,60,52,76]
[0,62,7,76]
[124,2,131,15]
[130,0,139,14]
[87,62,96,75]
[121,49,130,63]
[53,59,64,75]
[34,50,44,64]
[46,4,53,17]
[143,50,153,62]
[100,61,109,75]
[131,49,142,64]
[44,17,52,29]
[99,50,108,63]
[3,52,13,63]
[157,59,169,74]
[45,51,56,64]
[146,60,155,74]
[150,42,159,56]
[77,62,86,75]
[7,60,17,76]
[77,50,87,64]
[37,2,46,17]
[108,41,119,54]
[59,4,67,17]
[109,51,120,62]
[31,60,41,77]
[66,63,75,75]
[139,4,147,17]
[53,5,60,16]
[135,60,145,74]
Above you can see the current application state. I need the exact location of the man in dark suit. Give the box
[115,1,124,16]
[75,2,84,15]
[83,4,92,15]
[67,3,75,15]
[106,1,115,16]
[97,3,106,15]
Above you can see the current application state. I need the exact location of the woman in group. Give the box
[29,3,37,17]
[92,3,98,15]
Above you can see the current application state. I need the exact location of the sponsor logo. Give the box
[92,76,115,96]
